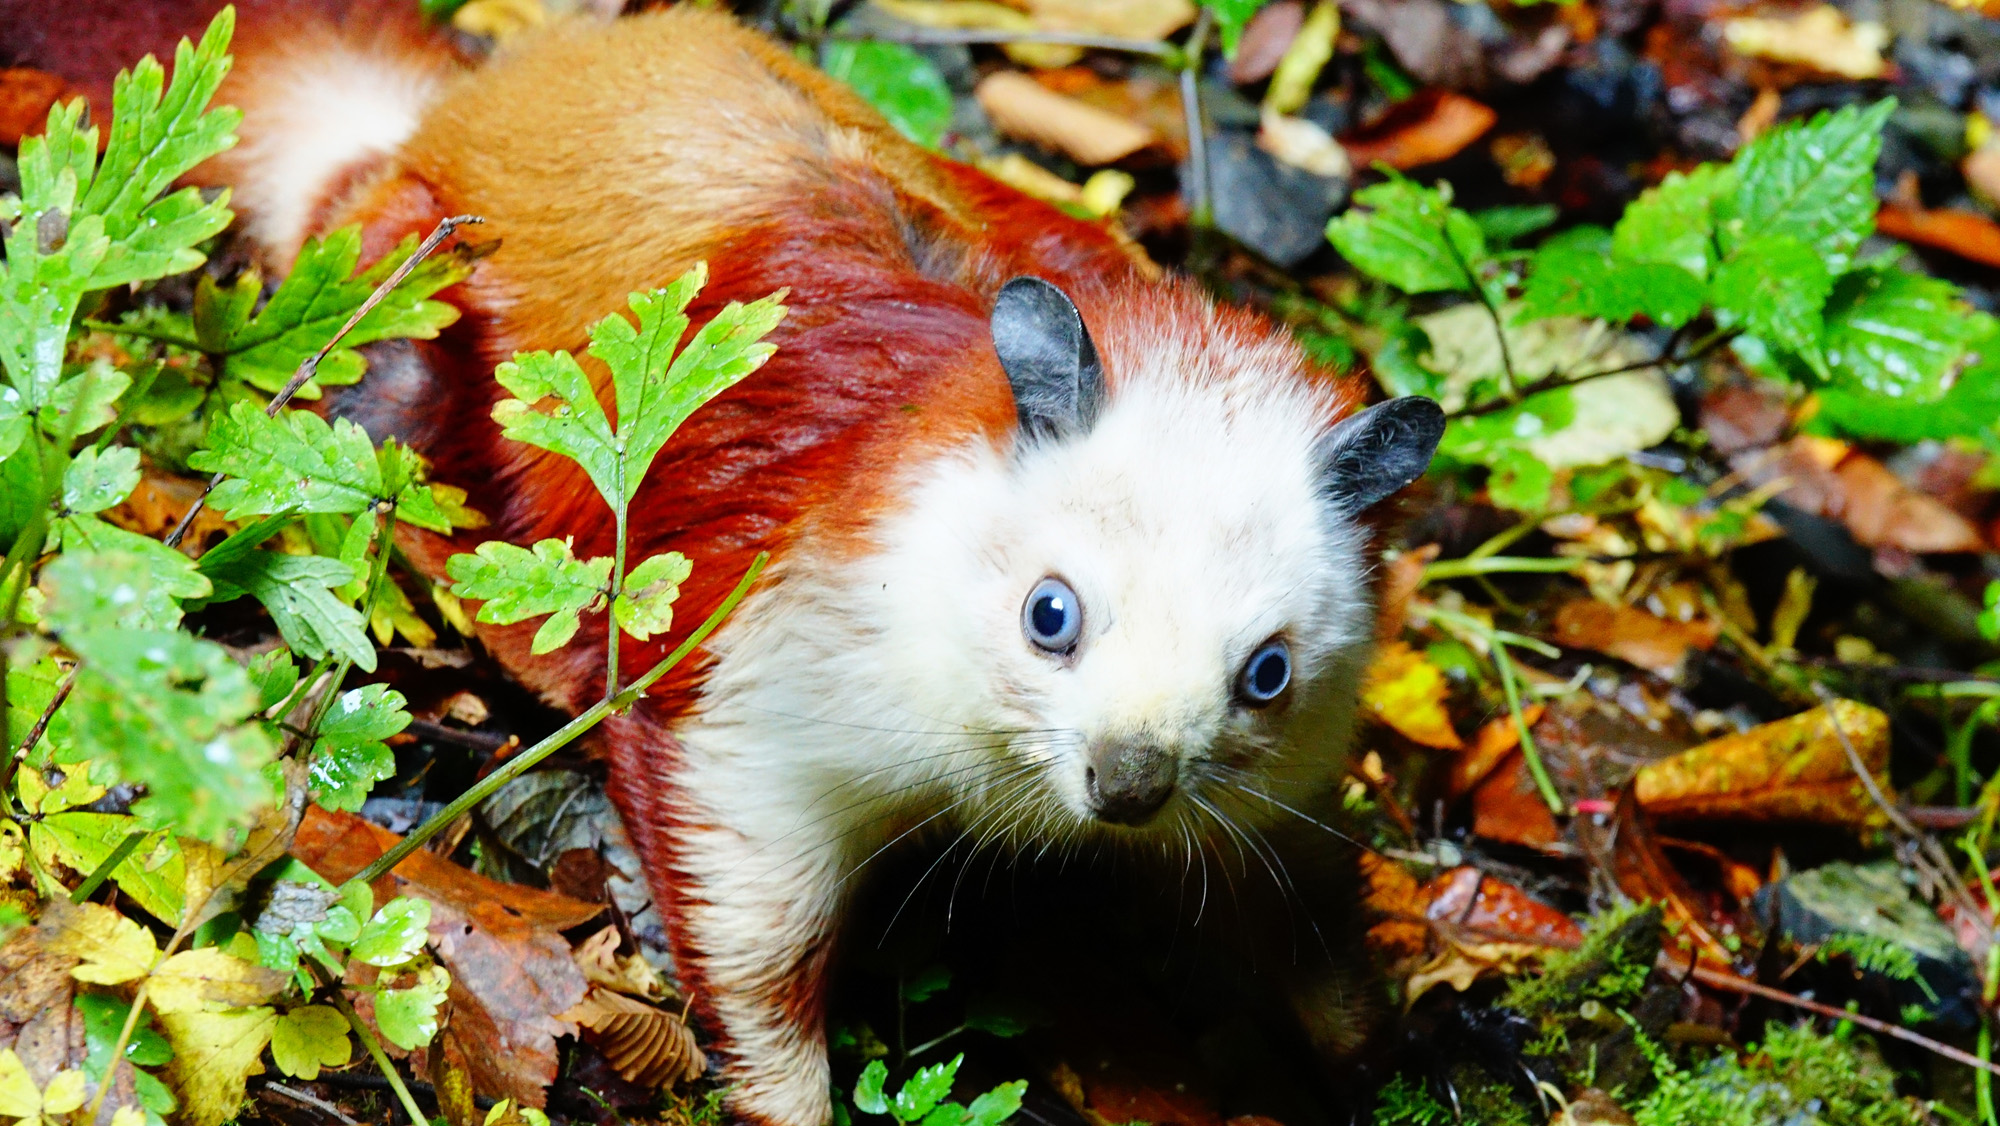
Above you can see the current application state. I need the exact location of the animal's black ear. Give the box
[992,276,1106,443]
[1314,397,1445,512]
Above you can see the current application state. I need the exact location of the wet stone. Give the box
[1203,130,1349,268]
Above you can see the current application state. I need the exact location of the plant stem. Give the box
[0,665,76,808]
[328,984,431,1126]
[77,319,204,350]
[608,502,628,700]
[1490,639,1564,814]
[1422,555,1582,583]
[347,552,767,888]
[165,214,481,549]
[69,829,154,903]
[1179,8,1215,230]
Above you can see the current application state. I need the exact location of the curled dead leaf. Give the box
[1340,90,1496,170]
[1449,705,1545,798]
[1551,600,1719,678]
[975,72,1159,166]
[1360,640,1462,749]
[559,987,705,1089]
[571,927,667,1001]
[1406,868,1582,1002]
[1633,699,1892,828]
[1722,6,1889,79]
[1604,788,1744,972]
[1730,436,1986,554]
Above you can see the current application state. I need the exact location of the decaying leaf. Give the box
[1875,203,2000,270]
[158,1007,277,1126]
[1406,868,1583,1001]
[39,902,156,986]
[0,68,69,146]
[571,927,666,1001]
[1341,90,1497,171]
[1449,705,1545,798]
[1551,600,1720,677]
[291,808,601,1107]
[1729,436,1986,554]
[1603,788,1747,971]
[559,987,705,1089]
[1723,6,1889,79]
[1360,640,1462,748]
[144,948,284,1014]
[1634,699,1892,827]
[975,72,1159,166]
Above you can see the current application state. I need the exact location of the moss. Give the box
[1372,1067,1536,1126]
[1502,901,1658,1017]
[1629,1021,1930,1126]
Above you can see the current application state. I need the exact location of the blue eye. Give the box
[1022,577,1082,653]
[1239,640,1291,705]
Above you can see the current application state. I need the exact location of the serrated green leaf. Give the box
[821,42,952,148]
[41,364,133,437]
[1520,227,1705,328]
[6,658,77,765]
[41,537,208,632]
[1612,163,1734,280]
[1710,234,1831,375]
[1717,99,1893,272]
[1327,179,1486,295]
[374,965,449,1050]
[61,446,142,515]
[269,1005,350,1081]
[963,1082,1026,1126]
[189,402,384,518]
[33,816,184,924]
[197,531,373,669]
[613,551,691,642]
[249,650,300,713]
[855,1061,891,1117]
[1820,267,1989,399]
[896,1055,962,1122]
[1815,345,2000,442]
[208,228,468,397]
[309,684,408,813]
[446,539,611,654]
[352,897,430,967]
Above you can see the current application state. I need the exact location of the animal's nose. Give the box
[1085,741,1177,825]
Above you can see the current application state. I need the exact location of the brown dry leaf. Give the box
[102,471,230,548]
[1229,1,1305,83]
[428,1034,481,1126]
[0,927,111,1117]
[1341,90,1496,170]
[1359,852,1430,961]
[0,69,68,146]
[1730,436,1985,554]
[559,987,705,1089]
[1605,788,1742,971]
[976,72,1159,166]
[1722,6,1889,79]
[869,0,1079,68]
[1968,145,2000,207]
[291,806,602,1106]
[571,927,666,1000]
[1033,69,1188,161]
[1633,698,1892,828]
[1551,600,1719,677]
[1360,640,1462,749]
[1375,545,1438,640]
[1021,0,1195,41]
[1555,1089,1638,1126]
[1876,203,2000,269]
[1257,110,1351,178]
[1737,87,1782,144]
[1449,705,1545,797]
[1406,867,1582,1001]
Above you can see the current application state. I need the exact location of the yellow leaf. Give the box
[38,1071,84,1116]
[0,823,22,883]
[109,1106,145,1126]
[0,1050,43,1117]
[1634,699,1892,829]
[159,1007,277,1126]
[270,1005,352,1081]
[1723,5,1888,79]
[41,901,158,984]
[148,948,286,1014]
[1360,640,1463,749]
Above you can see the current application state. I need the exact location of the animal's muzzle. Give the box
[1085,740,1177,825]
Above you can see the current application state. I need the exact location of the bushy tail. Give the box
[1,0,463,264]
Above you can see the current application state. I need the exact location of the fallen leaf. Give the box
[39,902,157,986]
[1723,6,1889,79]
[1341,90,1497,170]
[975,72,1159,166]
[145,948,284,1014]
[158,1007,277,1126]
[1449,705,1545,797]
[1555,1089,1637,1126]
[1634,699,1892,828]
[976,154,1089,209]
[1258,110,1351,178]
[1360,640,1462,748]
[1228,1,1305,83]
[1021,0,1195,40]
[1737,87,1781,144]
[1470,752,1561,847]
[453,0,545,39]
[1375,545,1438,640]
[269,1005,352,1081]
[1406,867,1582,1001]
[1603,788,1744,971]
[867,0,1077,68]
[1359,853,1430,961]
[571,927,666,1001]
[1730,436,1985,554]
[1876,203,2000,269]
[0,69,69,146]
[559,987,704,1089]
[1262,0,1338,115]
[291,807,600,1107]
[1551,600,1720,677]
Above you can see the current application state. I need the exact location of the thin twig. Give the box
[164,214,482,549]
[1690,965,2000,1078]
[1450,327,1731,420]
[1179,8,1215,229]
[0,666,75,803]
[262,1082,363,1126]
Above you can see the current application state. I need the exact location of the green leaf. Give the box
[269,1005,350,1081]
[900,965,953,1004]
[446,539,611,655]
[1717,99,1894,273]
[34,816,184,924]
[1471,204,1558,246]
[820,42,953,149]
[962,1082,1026,1126]
[896,1055,962,1122]
[198,541,373,671]
[201,228,468,397]
[61,445,140,514]
[613,551,691,642]
[1327,179,1487,295]
[1488,448,1554,513]
[189,403,383,518]
[7,657,78,764]
[374,965,450,1050]
[249,650,301,713]
[351,897,431,968]
[1520,227,1705,328]
[1709,234,1832,374]
[1612,163,1734,280]
[1815,346,2000,442]
[40,536,208,632]
[78,991,174,1070]
[61,627,277,841]
[855,1061,891,1117]
[309,684,409,813]
[41,364,133,437]
[1206,0,1274,55]
[1819,267,1989,399]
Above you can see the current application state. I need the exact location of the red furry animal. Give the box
[6,6,1443,1123]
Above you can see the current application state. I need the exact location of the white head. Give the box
[854,278,1444,844]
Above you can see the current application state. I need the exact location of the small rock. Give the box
[1203,130,1347,267]
[1758,860,1977,1024]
